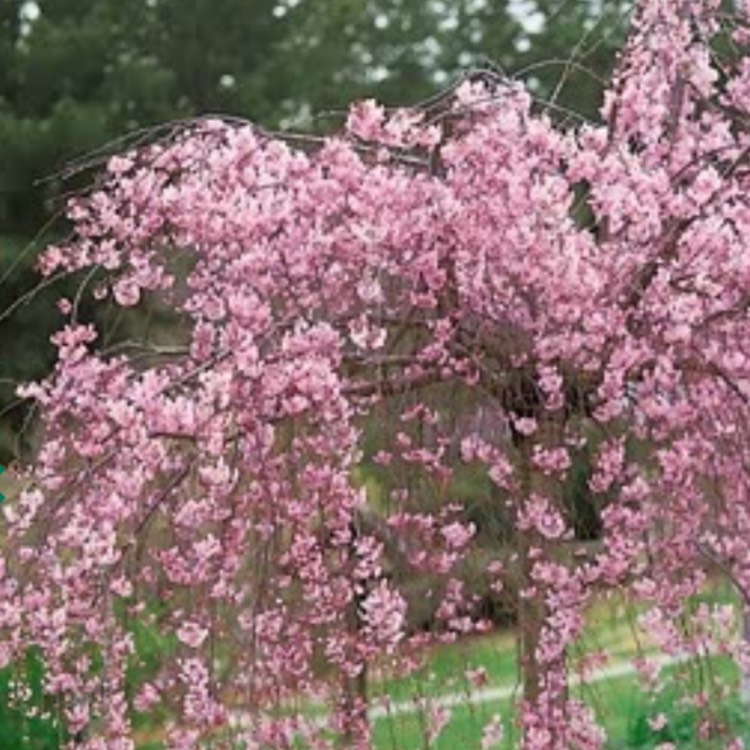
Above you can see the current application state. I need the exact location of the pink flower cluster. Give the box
[5,2,750,746]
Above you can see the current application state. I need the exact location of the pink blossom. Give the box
[176,622,209,649]
[441,521,476,549]
[481,715,503,749]
[7,7,750,745]
[648,713,668,731]
[113,277,141,307]
[346,99,386,141]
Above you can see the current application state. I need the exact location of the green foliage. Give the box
[623,679,750,750]
[0,610,177,750]
[0,650,62,750]
[126,612,177,737]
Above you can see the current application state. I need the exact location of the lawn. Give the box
[3,575,746,749]
[366,580,749,749]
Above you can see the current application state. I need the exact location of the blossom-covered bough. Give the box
[5,1,750,747]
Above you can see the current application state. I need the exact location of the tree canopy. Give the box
[3,1,750,748]
[0,0,632,461]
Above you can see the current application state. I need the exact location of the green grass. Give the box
[0,649,67,750]
[5,580,744,749]
[369,654,749,750]
[364,580,748,749]
[367,591,651,715]
[371,696,513,750]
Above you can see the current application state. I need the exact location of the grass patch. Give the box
[5,580,743,748]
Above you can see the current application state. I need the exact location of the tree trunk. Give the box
[515,416,569,744]
[517,435,545,706]
[742,606,750,705]
[340,526,369,749]
[340,665,368,749]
